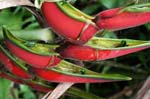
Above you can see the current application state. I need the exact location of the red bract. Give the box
[42,1,98,44]
[95,7,150,31]
[60,45,149,61]
[60,38,150,61]
[3,28,61,68]
[96,8,121,19]
[0,47,32,79]
[34,68,111,83]
[33,60,131,83]
[0,72,52,93]
[60,45,96,61]
[6,40,61,68]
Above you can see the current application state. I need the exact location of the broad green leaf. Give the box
[0,9,23,30]
[0,8,40,30]
[20,85,36,99]
[0,78,12,99]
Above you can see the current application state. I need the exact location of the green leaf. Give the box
[20,85,36,99]
[0,78,12,99]
[0,28,54,42]
[99,0,125,8]
[0,8,40,30]
[0,9,23,30]
[82,4,100,15]
[145,23,150,30]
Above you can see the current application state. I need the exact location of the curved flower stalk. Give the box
[60,37,150,61]
[0,45,33,79]
[3,28,61,68]
[95,3,150,31]
[42,0,98,44]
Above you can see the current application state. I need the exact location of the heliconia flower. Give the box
[2,27,61,68]
[33,60,131,83]
[95,3,150,31]
[60,37,150,61]
[41,1,98,44]
[0,45,33,79]
[0,72,52,93]
[2,28,131,83]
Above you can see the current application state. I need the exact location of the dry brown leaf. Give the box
[42,83,74,99]
[0,0,34,9]
[135,76,150,99]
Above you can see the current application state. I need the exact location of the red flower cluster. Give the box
[1,0,150,93]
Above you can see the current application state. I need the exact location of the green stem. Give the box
[0,28,54,42]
